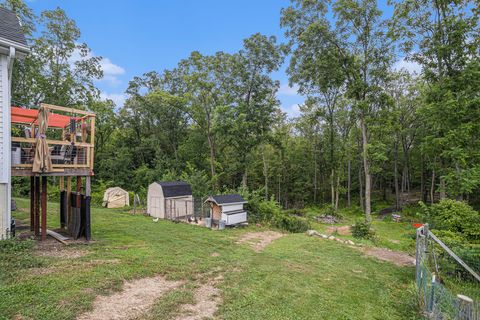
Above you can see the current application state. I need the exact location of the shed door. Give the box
[150,196,162,218]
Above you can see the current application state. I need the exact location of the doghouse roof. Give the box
[155,181,192,198]
[207,194,246,205]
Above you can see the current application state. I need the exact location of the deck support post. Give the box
[76,176,82,207]
[30,176,34,231]
[34,176,40,237]
[67,177,72,228]
[41,176,47,241]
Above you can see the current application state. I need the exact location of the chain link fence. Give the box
[416,225,480,319]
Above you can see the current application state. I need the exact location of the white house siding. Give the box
[0,54,11,239]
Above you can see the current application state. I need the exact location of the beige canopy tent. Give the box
[102,187,129,208]
[32,106,53,173]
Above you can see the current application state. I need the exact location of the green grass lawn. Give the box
[0,198,421,320]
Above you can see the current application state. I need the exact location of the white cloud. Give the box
[393,58,422,74]
[100,92,127,108]
[70,47,125,86]
[278,83,300,96]
[281,103,302,119]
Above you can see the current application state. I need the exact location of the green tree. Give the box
[282,0,393,221]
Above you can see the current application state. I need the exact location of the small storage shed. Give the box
[102,187,129,208]
[147,181,193,219]
[205,194,247,226]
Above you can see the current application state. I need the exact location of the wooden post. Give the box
[34,176,40,237]
[85,176,91,196]
[457,295,474,320]
[67,177,72,228]
[30,176,34,231]
[76,176,82,207]
[85,176,91,241]
[41,176,47,241]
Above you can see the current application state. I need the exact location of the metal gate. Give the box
[416,225,479,319]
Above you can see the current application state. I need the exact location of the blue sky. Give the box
[28,0,305,117]
[27,0,419,117]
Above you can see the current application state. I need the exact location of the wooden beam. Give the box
[85,176,91,196]
[12,168,91,177]
[76,176,82,207]
[30,177,34,231]
[41,176,47,241]
[11,137,93,147]
[34,176,40,237]
[40,103,95,116]
[67,177,72,229]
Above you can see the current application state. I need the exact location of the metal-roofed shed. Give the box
[147,181,193,219]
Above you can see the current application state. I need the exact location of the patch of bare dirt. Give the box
[77,275,183,320]
[236,231,284,252]
[210,252,220,257]
[325,225,351,236]
[176,275,223,320]
[361,247,415,267]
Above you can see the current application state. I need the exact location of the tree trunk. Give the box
[421,158,426,203]
[439,177,446,200]
[347,159,351,207]
[314,152,318,204]
[242,171,248,189]
[430,169,435,205]
[394,141,400,211]
[359,163,364,212]
[331,169,335,207]
[335,175,340,211]
[207,133,217,191]
[262,148,268,200]
[360,116,371,221]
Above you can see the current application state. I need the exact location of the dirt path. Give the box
[325,225,351,236]
[76,276,183,320]
[175,277,223,320]
[236,231,284,252]
[360,247,415,267]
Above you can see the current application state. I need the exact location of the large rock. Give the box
[306,230,321,237]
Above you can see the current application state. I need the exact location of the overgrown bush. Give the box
[419,199,480,242]
[238,188,310,233]
[273,213,310,233]
[319,204,343,219]
[419,200,480,280]
[351,221,375,239]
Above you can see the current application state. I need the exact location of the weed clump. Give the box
[351,221,375,239]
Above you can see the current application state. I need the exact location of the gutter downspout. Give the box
[7,46,15,82]
[5,46,15,238]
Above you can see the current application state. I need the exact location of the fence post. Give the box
[416,225,425,284]
[457,295,474,320]
[427,274,436,314]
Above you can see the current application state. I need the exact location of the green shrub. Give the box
[272,213,310,233]
[351,221,375,239]
[419,199,480,242]
[319,204,343,218]
[238,188,310,233]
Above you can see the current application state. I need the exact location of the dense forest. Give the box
[3,0,480,222]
